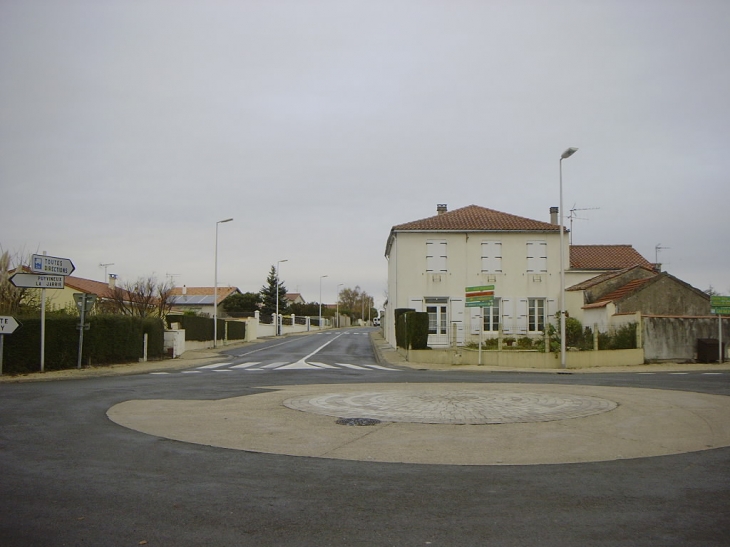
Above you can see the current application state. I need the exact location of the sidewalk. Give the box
[371,330,730,374]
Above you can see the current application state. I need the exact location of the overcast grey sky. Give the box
[2,0,729,307]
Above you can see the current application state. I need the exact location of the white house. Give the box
[384,204,654,349]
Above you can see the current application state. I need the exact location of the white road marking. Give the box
[230,362,261,369]
[262,362,289,368]
[197,362,233,369]
[181,370,202,374]
[336,362,369,370]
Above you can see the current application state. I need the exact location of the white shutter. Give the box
[427,240,447,272]
[481,241,502,273]
[516,298,528,335]
[526,241,547,273]
[450,298,465,346]
[501,298,513,335]
[470,307,482,335]
[547,298,558,326]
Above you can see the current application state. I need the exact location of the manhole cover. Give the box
[336,417,382,426]
[285,389,617,424]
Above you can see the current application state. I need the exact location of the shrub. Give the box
[394,308,414,349]
[406,312,430,350]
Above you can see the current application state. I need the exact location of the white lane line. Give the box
[701,372,723,375]
[308,362,338,368]
[336,362,369,370]
[361,364,398,371]
[262,362,289,369]
[670,372,689,375]
[638,373,656,375]
[230,362,261,369]
[213,369,233,372]
[197,362,233,369]
[232,338,302,357]
[276,361,323,369]
[181,370,202,374]
[150,372,170,375]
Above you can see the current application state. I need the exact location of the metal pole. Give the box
[77,294,86,369]
[0,335,4,376]
[479,307,483,366]
[319,275,328,329]
[558,148,578,369]
[40,251,46,372]
[214,222,219,348]
[720,313,724,364]
[276,260,287,336]
[213,218,233,348]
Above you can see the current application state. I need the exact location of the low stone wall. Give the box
[643,315,729,361]
[404,347,645,369]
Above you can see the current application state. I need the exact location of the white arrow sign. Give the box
[10,273,65,289]
[31,254,75,276]
[0,316,19,334]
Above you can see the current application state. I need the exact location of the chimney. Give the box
[182,285,187,295]
[108,273,117,289]
[550,206,559,225]
[437,204,447,215]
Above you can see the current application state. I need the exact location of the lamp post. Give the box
[336,283,343,328]
[275,259,288,335]
[559,147,578,368]
[319,275,328,330]
[213,218,233,348]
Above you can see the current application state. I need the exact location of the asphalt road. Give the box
[1,327,729,546]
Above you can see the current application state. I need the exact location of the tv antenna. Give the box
[655,244,670,267]
[567,204,600,244]
[99,262,115,282]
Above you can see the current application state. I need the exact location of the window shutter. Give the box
[516,298,528,335]
[501,298,513,335]
[470,307,481,334]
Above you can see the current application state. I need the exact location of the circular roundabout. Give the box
[284,389,618,424]
[107,382,730,466]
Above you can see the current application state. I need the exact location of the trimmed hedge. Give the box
[166,315,245,341]
[3,315,165,374]
[406,312,430,350]
[394,308,414,349]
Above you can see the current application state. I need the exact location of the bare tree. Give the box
[105,275,175,318]
[0,248,40,315]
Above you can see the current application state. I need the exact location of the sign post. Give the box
[74,293,97,369]
[0,316,20,375]
[465,286,495,365]
[710,296,730,364]
[13,252,75,372]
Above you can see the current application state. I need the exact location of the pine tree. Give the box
[260,265,288,316]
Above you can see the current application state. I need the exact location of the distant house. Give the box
[286,293,306,305]
[384,204,658,348]
[170,286,241,317]
[568,266,709,329]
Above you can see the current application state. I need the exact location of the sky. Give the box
[2,0,729,309]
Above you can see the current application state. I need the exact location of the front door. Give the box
[427,304,448,347]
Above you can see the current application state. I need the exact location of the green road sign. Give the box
[465,285,494,307]
[710,295,730,315]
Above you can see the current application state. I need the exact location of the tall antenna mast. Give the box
[655,244,670,269]
[567,204,600,244]
[99,262,115,282]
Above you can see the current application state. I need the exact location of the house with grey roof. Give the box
[169,286,241,317]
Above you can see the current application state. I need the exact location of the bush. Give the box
[394,308,414,349]
[406,312,430,350]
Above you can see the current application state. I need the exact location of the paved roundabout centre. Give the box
[107,383,730,465]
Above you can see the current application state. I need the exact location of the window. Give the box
[481,241,502,273]
[526,241,547,273]
[528,298,546,332]
[426,240,447,272]
[482,299,501,332]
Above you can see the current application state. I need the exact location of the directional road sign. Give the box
[0,316,19,334]
[31,254,75,276]
[465,285,495,307]
[10,273,65,289]
[710,295,730,315]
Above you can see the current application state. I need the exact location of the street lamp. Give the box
[275,259,288,336]
[319,275,328,330]
[336,283,343,328]
[213,217,233,348]
[559,147,578,368]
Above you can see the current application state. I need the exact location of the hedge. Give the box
[166,315,246,341]
[394,308,414,349]
[2,315,165,375]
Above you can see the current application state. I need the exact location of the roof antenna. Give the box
[99,262,114,282]
[655,244,670,270]
[567,204,600,244]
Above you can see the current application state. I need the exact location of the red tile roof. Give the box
[65,276,115,298]
[596,277,654,303]
[570,245,653,270]
[170,286,239,304]
[391,205,560,232]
